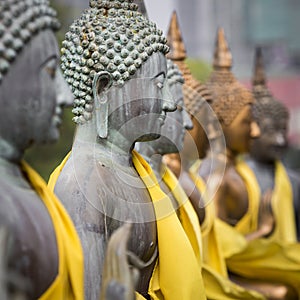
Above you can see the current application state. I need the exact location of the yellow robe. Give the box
[189,160,265,300]
[161,164,202,266]
[22,161,84,300]
[191,160,300,296]
[220,159,300,296]
[132,151,206,300]
[236,160,297,244]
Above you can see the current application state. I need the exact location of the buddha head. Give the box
[0,0,72,158]
[166,11,212,159]
[146,59,192,155]
[205,28,260,155]
[61,0,175,145]
[250,48,289,162]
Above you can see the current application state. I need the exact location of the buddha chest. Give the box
[0,179,58,299]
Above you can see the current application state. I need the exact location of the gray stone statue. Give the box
[134,58,208,300]
[0,1,84,299]
[136,59,193,209]
[0,227,28,300]
[100,223,139,300]
[50,1,176,299]
[195,31,299,300]
[245,47,300,241]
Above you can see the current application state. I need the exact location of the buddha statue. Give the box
[244,47,300,242]
[163,14,267,300]
[49,1,206,299]
[138,57,265,300]
[0,1,84,299]
[193,28,300,299]
[162,11,214,224]
[136,58,196,217]
[196,28,262,228]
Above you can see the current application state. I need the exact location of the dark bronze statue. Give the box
[245,47,300,242]
[163,14,267,300]
[163,11,213,224]
[195,28,300,300]
[0,1,84,299]
[198,28,261,230]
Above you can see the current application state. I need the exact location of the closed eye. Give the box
[153,71,166,89]
[41,56,57,79]
[177,104,183,111]
[157,82,164,89]
[46,66,56,78]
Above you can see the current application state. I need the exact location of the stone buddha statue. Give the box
[245,47,300,242]
[49,1,207,299]
[162,12,215,224]
[136,58,194,214]
[0,1,84,299]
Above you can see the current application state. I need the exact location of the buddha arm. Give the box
[214,180,232,224]
[100,223,138,300]
[245,189,274,241]
[215,180,274,240]
[179,172,206,224]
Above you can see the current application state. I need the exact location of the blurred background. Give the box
[26,0,300,179]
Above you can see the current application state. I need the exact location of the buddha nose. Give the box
[56,68,74,107]
[162,83,177,112]
[182,109,193,130]
[250,121,260,138]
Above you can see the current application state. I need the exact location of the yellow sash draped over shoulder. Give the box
[161,164,202,266]
[236,160,296,244]
[21,161,84,300]
[189,160,228,277]
[189,160,265,300]
[189,160,300,297]
[48,152,71,192]
[132,151,206,300]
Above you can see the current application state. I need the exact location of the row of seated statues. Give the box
[0,0,300,299]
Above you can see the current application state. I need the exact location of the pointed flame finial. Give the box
[166,11,187,61]
[213,27,232,70]
[133,0,148,18]
[252,47,267,87]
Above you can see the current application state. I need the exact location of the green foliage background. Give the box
[24,4,212,181]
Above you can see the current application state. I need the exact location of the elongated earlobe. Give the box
[93,72,113,139]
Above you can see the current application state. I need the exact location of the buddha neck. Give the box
[74,122,136,168]
[180,152,190,171]
[251,153,276,168]
[0,138,30,187]
[225,148,237,165]
[250,150,277,166]
[0,138,23,163]
[204,131,227,164]
[96,135,136,168]
[209,135,225,155]
[137,142,163,174]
